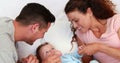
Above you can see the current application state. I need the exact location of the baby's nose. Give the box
[49,50,55,54]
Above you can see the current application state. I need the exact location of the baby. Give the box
[36,42,99,63]
[36,42,82,63]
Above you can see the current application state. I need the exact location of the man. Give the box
[0,3,61,63]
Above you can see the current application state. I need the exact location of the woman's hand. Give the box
[78,43,101,56]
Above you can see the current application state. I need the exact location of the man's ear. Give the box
[31,23,40,33]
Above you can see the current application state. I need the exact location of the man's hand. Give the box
[42,50,61,63]
[21,54,39,63]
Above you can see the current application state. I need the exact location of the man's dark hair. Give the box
[16,3,55,28]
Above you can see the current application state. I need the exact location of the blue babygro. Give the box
[61,49,99,63]
[61,50,82,63]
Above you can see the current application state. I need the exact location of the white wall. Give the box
[0,0,120,59]
[112,0,120,13]
[0,0,73,59]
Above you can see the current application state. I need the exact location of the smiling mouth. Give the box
[78,27,81,30]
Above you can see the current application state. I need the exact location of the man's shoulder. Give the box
[0,17,13,22]
[0,17,14,36]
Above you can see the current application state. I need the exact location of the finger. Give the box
[32,56,39,63]
[21,58,28,63]
[27,55,33,63]
[31,58,38,63]
[50,55,61,63]
[78,47,84,55]
[29,59,36,63]
[31,56,38,63]
[48,50,60,59]
[79,45,86,50]
[35,59,39,63]
[27,55,38,63]
[47,50,55,57]
[56,61,61,63]
[54,57,61,62]
[79,46,84,50]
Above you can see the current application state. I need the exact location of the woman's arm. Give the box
[99,42,120,59]
[98,28,120,59]
[78,42,120,60]
[76,35,94,63]
[78,28,120,59]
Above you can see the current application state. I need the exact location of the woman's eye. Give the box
[52,48,54,50]
[74,20,78,22]
[46,51,49,53]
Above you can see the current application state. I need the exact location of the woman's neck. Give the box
[90,19,107,38]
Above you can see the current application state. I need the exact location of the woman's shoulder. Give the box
[107,14,120,22]
[108,14,120,31]
[111,14,120,19]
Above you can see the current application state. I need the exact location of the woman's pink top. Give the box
[76,14,120,63]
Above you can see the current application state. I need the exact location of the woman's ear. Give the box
[31,23,40,33]
[86,8,93,16]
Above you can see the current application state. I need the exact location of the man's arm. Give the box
[19,54,39,63]
[0,34,17,63]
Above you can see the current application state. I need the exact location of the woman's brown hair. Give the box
[65,0,116,19]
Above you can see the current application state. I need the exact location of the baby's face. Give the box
[39,44,62,59]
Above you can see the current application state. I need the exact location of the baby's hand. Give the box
[78,44,86,50]
[78,43,100,55]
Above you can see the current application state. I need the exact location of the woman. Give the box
[64,0,120,63]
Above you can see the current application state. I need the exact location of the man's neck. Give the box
[13,21,26,42]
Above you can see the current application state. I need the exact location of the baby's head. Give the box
[36,42,62,62]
